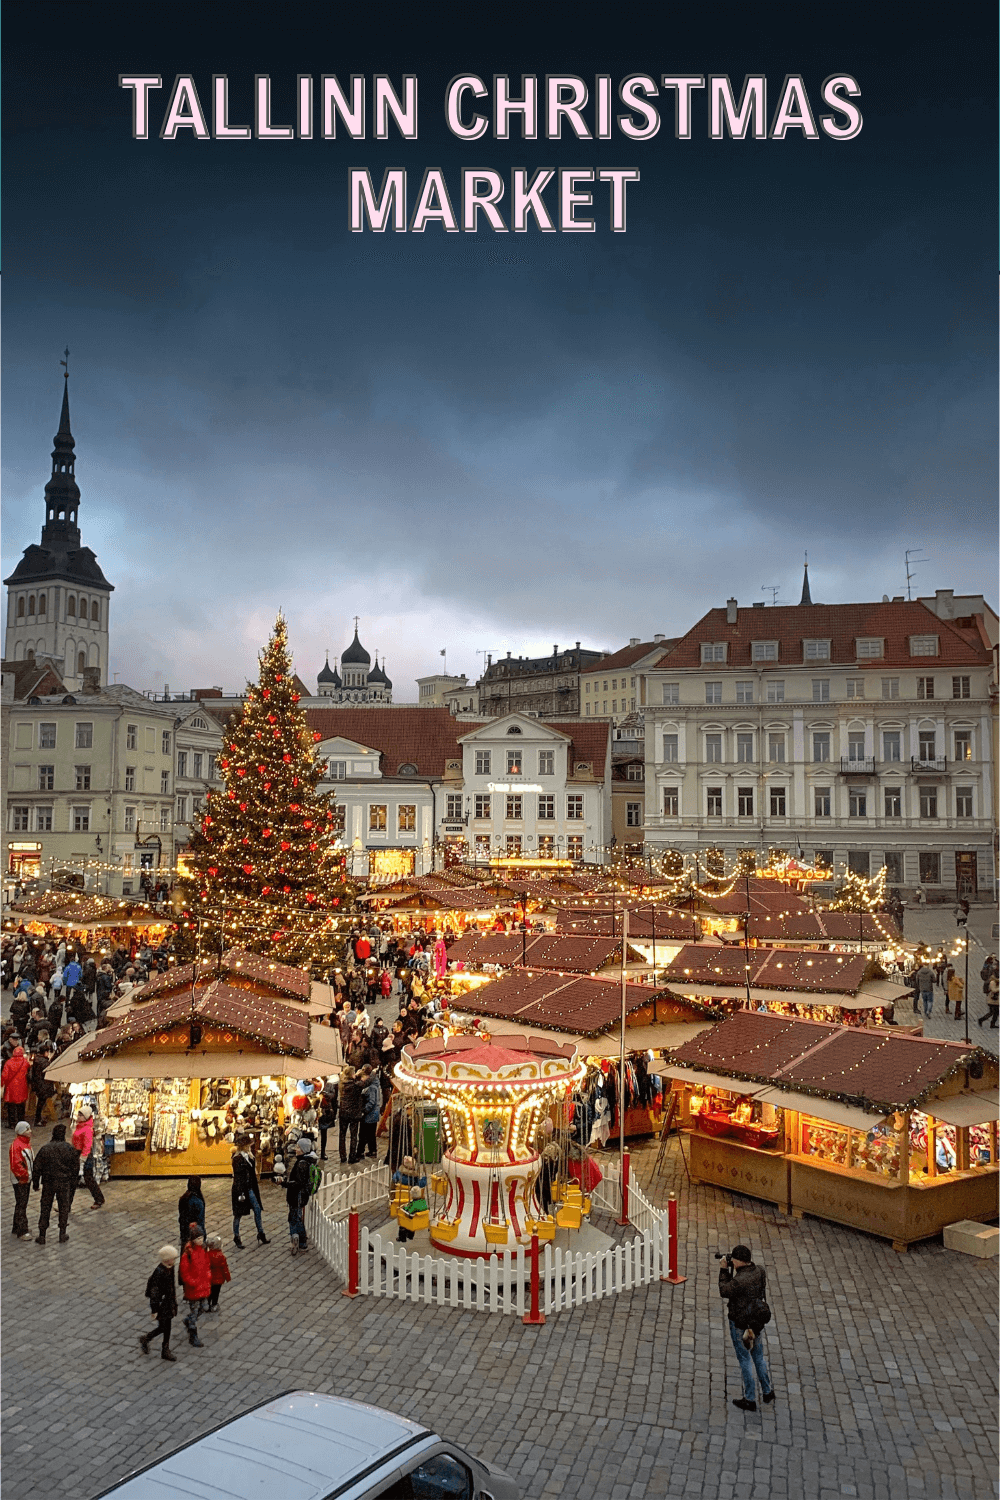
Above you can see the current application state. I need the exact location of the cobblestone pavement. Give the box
[2,1131,997,1500]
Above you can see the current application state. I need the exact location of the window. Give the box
[884,852,903,884]
[662,734,679,762]
[736,733,754,763]
[76,650,86,675]
[814,786,831,817]
[705,681,722,704]
[191,793,203,818]
[567,794,584,820]
[626,802,643,827]
[16,597,24,618]
[769,786,786,816]
[176,751,188,777]
[662,683,679,705]
[855,638,883,659]
[705,733,723,763]
[208,755,216,779]
[36,806,53,831]
[161,730,171,755]
[848,850,870,876]
[804,639,831,660]
[505,795,523,820]
[567,835,583,860]
[849,789,867,817]
[663,787,679,816]
[919,852,940,884]
[884,787,902,818]
[67,594,76,618]
[37,765,54,790]
[735,681,754,703]
[954,730,972,762]
[474,794,491,819]
[505,835,522,856]
[881,677,899,700]
[812,679,830,703]
[75,722,93,749]
[38,593,47,616]
[445,793,463,820]
[506,749,522,775]
[918,731,936,761]
[72,806,90,832]
[916,677,935,700]
[752,641,778,661]
[910,635,939,656]
[706,787,723,816]
[812,732,830,762]
[176,796,188,822]
[766,679,784,704]
[956,786,973,818]
[126,724,138,750]
[191,717,208,730]
[919,788,938,819]
[192,753,203,778]
[475,750,491,776]
[159,806,170,832]
[369,805,387,831]
[124,806,136,832]
[768,734,785,763]
[737,786,754,817]
[882,732,901,762]
[611,700,617,714]
[538,795,555,820]
[847,732,866,762]
[398,805,416,832]
[952,676,970,699]
[39,722,56,749]
[124,766,136,792]
[846,678,865,699]
[625,763,643,780]
[474,833,490,856]
[75,764,91,791]
[814,849,834,871]
[538,834,554,857]
[701,643,727,663]
[327,760,347,779]
[585,703,591,715]
[11,806,30,831]
[89,598,98,621]
[538,750,554,776]
[331,804,346,832]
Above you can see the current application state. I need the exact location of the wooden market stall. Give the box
[5,893,172,951]
[664,1010,999,1250]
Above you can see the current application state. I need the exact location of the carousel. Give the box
[392,1032,587,1257]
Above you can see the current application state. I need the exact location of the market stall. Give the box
[665,1010,998,1249]
[5,893,172,951]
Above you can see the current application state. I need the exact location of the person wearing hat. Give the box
[719,1245,775,1412]
[285,1138,314,1256]
[31,1123,79,1244]
[140,1246,179,1361]
[8,1121,34,1239]
[358,1066,381,1160]
[71,1106,106,1210]
[337,1065,364,1164]
[178,1227,212,1345]
[177,1176,207,1245]
[317,1078,338,1162]
[1,1043,31,1129]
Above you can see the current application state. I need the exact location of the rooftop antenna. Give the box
[904,548,927,601]
[761,585,780,606]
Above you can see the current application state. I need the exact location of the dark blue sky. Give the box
[4,3,995,697]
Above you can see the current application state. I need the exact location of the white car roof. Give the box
[98,1391,430,1499]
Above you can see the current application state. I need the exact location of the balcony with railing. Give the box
[911,757,948,773]
[839,757,875,774]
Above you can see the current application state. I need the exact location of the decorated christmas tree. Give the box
[828,866,886,915]
[176,615,350,971]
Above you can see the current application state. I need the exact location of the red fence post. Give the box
[522,1232,545,1325]
[342,1206,360,1298]
[661,1190,686,1285]
[616,1146,631,1226]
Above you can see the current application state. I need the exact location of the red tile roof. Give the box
[80,980,311,1058]
[305,706,465,777]
[662,599,991,670]
[580,640,677,673]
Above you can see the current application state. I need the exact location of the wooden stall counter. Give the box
[689,1130,791,1212]
[790,1156,999,1251]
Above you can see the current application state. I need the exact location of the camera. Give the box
[714,1252,732,1264]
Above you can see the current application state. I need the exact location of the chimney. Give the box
[81,666,101,694]
[575,641,580,649]
[653,633,665,642]
[935,588,955,618]
[726,598,738,625]
[629,637,640,647]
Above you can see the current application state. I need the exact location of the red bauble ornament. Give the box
[306,893,315,903]
[228,791,236,800]
[239,803,247,812]
[262,886,271,895]
[220,759,229,768]
[293,777,299,786]
[282,884,290,893]
[241,837,249,845]
[290,804,300,813]
[263,690,270,699]
[332,898,340,906]
[207,867,218,877]
[268,714,277,724]
[283,754,291,763]
[242,864,253,875]
[309,842,317,852]
[264,782,272,792]
[313,732,321,742]
[257,765,266,774]
[275,674,283,681]
[237,768,246,777]
[303,819,312,829]
[263,829,272,838]
[281,841,290,851]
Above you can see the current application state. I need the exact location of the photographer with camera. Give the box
[717,1244,775,1412]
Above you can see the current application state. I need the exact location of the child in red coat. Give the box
[178,1226,212,1346]
[206,1234,231,1313]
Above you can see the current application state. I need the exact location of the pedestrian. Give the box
[359,1065,381,1160]
[337,1065,363,1163]
[947,970,965,1021]
[914,960,936,1019]
[979,975,1000,1030]
[177,1175,206,1244]
[28,1048,55,1126]
[231,1139,268,1248]
[285,1138,313,1257]
[206,1234,231,1312]
[62,953,82,1007]
[32,1123,79,1244]
[9,1121,33,1239]
[719,1244,775,1412]
[1,1044,31,1128]
[139,1245,179,1361]
[71,1106,106,1210]
[178,1227,212,1346]
[9,990,32,1038]
[318,1079,338,1161]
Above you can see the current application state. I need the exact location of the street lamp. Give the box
[956,901,970,1044]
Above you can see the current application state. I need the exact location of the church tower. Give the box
[3,358,114,686]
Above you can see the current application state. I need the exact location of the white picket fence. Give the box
[306,1156,673,1316]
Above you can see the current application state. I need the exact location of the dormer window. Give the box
[398,763,417,776]
[909,634,939,656]
[701,642,727,663]
[855,638,883,658]
[751,641,778,661]
[803,639,830,660]
[506,725,522,734]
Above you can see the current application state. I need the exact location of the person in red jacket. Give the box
[177,1226,212,1347]
[1,1046,31,1129]
[8,1121,33,1239]
[206,1234,231,1313]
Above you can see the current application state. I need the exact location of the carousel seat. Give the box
[483,1221,511,1245]
[398,1207,430,1231]
[555,1201,582,1229]
[431,1218,460,1241]
[525,1216,557,1242]
[430,1171,449,1196]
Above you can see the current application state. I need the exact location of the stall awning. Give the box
[920,1090,1000,1128]
[663,1066,761,1095]
[46,1021,342,1085]
[753,1087,886,1131]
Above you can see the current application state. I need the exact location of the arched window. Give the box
[37,594,46,616]
[28,594,35,615]
[17,597,25,618]
[67,595,76,618]
[91,598,100,622]
[77,651,86,674]
[26,647,35,660]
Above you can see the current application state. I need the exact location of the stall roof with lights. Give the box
[462,968,718,1038]
[131,948,311,1004]
[447,931,629,973]
[658,944,909,1004]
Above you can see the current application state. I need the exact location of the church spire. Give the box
[43,350,81,544]
[799,553,813,606]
